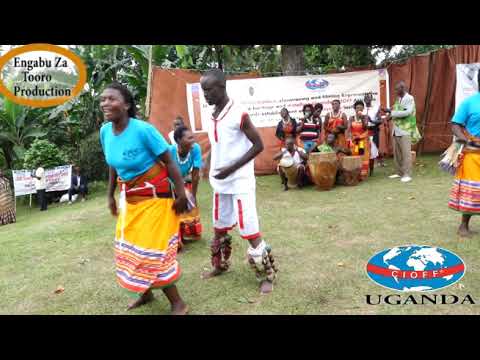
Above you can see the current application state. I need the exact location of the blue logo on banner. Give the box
[366,245,466,292]
[305,79,329,90]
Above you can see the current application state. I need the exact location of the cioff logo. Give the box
[305,79,329,90]
[366,245,465,292]
[365,245,474,305]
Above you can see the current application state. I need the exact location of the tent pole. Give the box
[418,53,435,156]
[145,45,153,119]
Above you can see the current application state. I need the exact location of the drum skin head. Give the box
[279,156,294,168]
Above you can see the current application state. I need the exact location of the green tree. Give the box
[23,139,67,170]
[0,95,47,169]
[281,45,305,75]
[77,132,108,181]
[172,45,395,75]
[380,45,455,65]
[304,45,395,73]
[172,45,281,74]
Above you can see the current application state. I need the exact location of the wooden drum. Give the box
[279,156,299,188]
[339,155,362,186]
[283,164,299,188]
[307,152,337,190]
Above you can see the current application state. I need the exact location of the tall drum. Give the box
[283,165,299,188]
[339,155,362,186]
[279,156,298,188]
[307,152,337,190]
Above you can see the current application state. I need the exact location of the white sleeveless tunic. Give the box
[208,99,255,194]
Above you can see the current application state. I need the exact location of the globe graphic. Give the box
[367,245,465,292]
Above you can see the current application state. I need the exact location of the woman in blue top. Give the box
[448,71,480,237]
[99,82,188,314]
[170,125,203,244]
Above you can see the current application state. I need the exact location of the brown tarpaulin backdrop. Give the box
[387,45,480,154]
[148,45,480,175]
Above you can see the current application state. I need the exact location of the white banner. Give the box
[12,170,36,196]
[456,63,480,110]
[12,165,72,196]
[186,69,389,132]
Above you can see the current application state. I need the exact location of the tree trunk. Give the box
[145,45,153,118]
[1,145,13,169]
[281,45,305,75]
[111,45,118,81]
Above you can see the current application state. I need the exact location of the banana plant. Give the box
[0,95,47,168]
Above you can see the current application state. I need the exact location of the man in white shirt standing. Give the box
[385,81,420,183]
[33,166,47,211]
[200,69,278,294]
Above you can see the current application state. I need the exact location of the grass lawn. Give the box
[1,154,479,315]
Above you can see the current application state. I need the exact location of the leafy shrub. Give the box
[23,139,68,170]
[77,132,108,181]
[60,145,79,166]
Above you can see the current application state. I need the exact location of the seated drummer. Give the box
[310,133,352,158]
[273,136,308,191]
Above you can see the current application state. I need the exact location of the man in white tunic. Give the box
[33,166,47,211]
[200,69,277,294]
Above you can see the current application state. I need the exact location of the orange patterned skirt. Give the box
[114,163,181,296]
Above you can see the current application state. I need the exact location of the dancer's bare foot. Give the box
[127,290,155,310]
[171,302,189,315]
[177,246,186,254]
[201,267,226,279]
[260,280,273,294]
[457,225,475,238]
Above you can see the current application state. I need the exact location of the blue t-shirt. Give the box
[100,118,169,180]
[169,143,203,178]
[452,93,480,137]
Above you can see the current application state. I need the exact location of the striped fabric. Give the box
[0,178,16,226]
[449,179,480,213]
[449,150,480,214]
[178,182,202,239]
[113,162,181,295]
[300,121,320,141]
[114,197,181,294]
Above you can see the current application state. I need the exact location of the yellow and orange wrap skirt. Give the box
[178,182,202,239]
[349,122,370,181]
[449,148,480,215]
[114,163,181,296]
[350,138,370,180]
